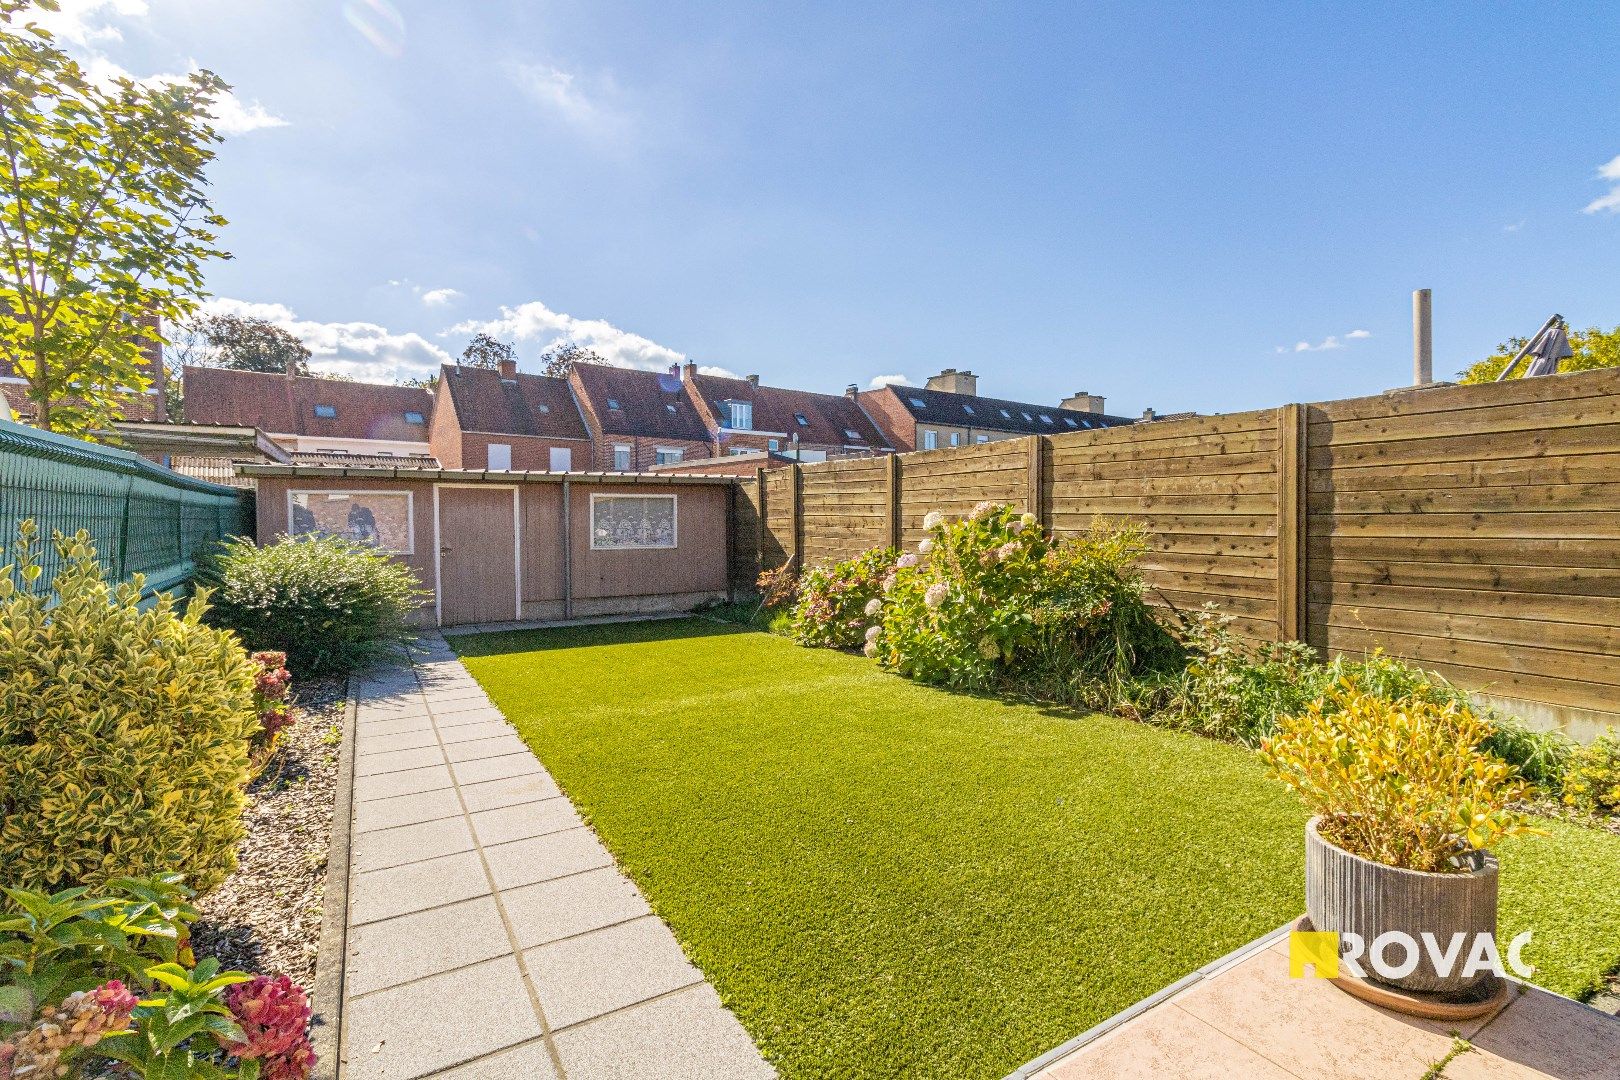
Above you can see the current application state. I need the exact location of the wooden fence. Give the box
[739,368,1620,739]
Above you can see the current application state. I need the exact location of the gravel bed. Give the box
[190,675,347,987]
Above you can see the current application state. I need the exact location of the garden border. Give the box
[309,684,358,1080]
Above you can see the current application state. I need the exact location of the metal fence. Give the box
[0,416,253,597]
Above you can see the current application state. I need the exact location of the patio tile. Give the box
[1172,944,1465,1079]
[452,753,548,788]
[435,707,509,728]
[357,729,439,755]
[351,815,476,874]
[352,786,462,833]
[439,720,516,745]
[1040,1002,1296,1079]
[444,735,532,763]
[458,771,563,813]
[356,746,446,777]
[502,866,651,950]
[353,764,455,803]
[1458,985,1620,1080]
[357,714,436,737]
[469,798,582,847]
[422,686,489,704]
[523,915,702,1030]
[430,1041,560,1079]
[350,850,490,926]
[345,896,510,997]
[551,983,771,1078]
[342,956,542,1080]
[483,827,614,890]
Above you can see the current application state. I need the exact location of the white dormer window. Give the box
[728,401,752,429]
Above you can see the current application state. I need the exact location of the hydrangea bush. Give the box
[870,503,1177,696]
[787,547,897,649]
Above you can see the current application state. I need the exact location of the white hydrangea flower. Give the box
[924,582,948,609]
[919,538,933,554]
[864,597,882,616]
[864,624,882,643]
[922,510,944,530]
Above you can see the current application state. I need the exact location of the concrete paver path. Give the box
[338,634,774,1079]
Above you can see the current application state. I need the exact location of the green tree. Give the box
[460,332,515,370]
[537,339,608,377]
[1457,324,1620,384]
[0,0,230,438]
[171,312,310,375]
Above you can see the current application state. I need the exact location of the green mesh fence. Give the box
[0,416,252,597]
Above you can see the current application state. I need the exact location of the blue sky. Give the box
[43,0,1620,415]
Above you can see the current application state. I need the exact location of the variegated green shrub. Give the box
[0,522,258,893]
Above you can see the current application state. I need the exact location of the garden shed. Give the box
[241,464,737,626]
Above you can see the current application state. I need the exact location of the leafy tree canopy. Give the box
[0,0,230,438]
[460,332,515,370]
[172,313,310,375]
[1457,324,1620,384]
[537,339,609,377]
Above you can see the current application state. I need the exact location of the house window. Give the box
[654,447,683,465]
[922,429,938,450]
[290,491,413,553]
[975,434,989,443]
[607,398,622,410]
[1064,417,1078,428]
[591,494,677,549]
[549,447,572,471]
[999,408,1011,418]
[949,432,961,447]
[487,443,512,471]
[728,447,753,456]
[843,428,862,440]
[537,404,551,413]
[908,397,926,408]
[962,404,975,416]
[767,438,779,451]
[794,413,809,427]
[313,404,337,418]
[404,411,425,424]
[1021,411,1034,422]
[665,403,677,414]
[612,444,632,470]
[728,401,753,429]
[1039,414,1053,424]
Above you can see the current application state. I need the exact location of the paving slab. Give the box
[335,632,772,1079]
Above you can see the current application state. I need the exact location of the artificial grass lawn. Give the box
[454,619,1620,1079]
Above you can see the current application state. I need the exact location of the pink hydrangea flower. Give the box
[896,553,920,569]
[1008,518,1025,534]
[924,583,948,609]
[996,541,1020,561]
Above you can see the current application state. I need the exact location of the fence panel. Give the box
[1047,408,1285,643]
[1305,368,1620,731]
[898,439,1031,549]
[800,456,891,565]
[0,417,252,597]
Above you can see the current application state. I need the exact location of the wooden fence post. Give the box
[788,462,803,569]
[1276,404,1306,642]
[755,467,768,576]
[1026,435,1047,528]
[885,453,902,549]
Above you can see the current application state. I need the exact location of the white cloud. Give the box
[450,299,686,372]
[1503,221,1525,233]
[505,60,627,141]
[1276,329,1370,354]
[1582,154,1620,214]
[28,0,147,46]
[419,287,462,307]
[79,56,288,135]
[868,373,912,388]
[202,297,453,382]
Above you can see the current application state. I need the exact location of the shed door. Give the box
[437,486,518,626]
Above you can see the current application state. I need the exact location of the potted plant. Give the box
[1260,687,1538,1004]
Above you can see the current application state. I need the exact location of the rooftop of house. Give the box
[182,366,434,443]
[439,363,591,441]
[879,383,1135,435]
[570,362,710,441]
[688,371,892,449]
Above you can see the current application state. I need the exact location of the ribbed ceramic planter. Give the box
[1304,817,1499,997]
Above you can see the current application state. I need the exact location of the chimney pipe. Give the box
[747,373,760,387]
[497,357,517,379]
[1413,288,1433,386]
[682,361,697,381]
[845,383,858,398]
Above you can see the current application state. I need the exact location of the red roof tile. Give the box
[689,374,891,449]
[570,364,710,440]
[183,367,433,443]
[440,364,590,440]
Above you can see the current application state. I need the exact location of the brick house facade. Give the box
[432,361,592,471]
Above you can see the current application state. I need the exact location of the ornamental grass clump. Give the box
[1259,687,1540,872]
[201,534,428,676]
[871,503,1175,696]
[0,523,258,893]
[787,547,896,649]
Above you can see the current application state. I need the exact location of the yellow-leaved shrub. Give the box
[1259,685,1539,872]
[0,523,258,893]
